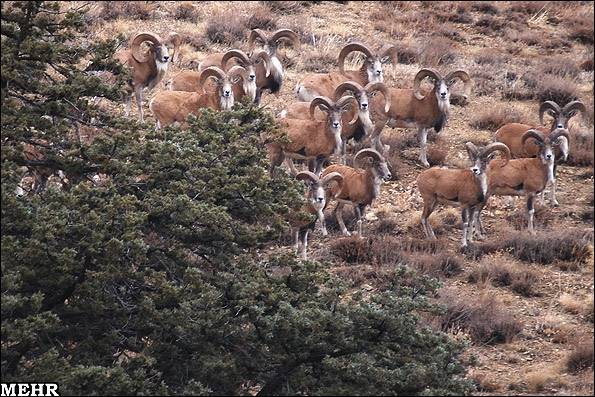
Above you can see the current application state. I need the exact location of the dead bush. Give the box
[467,229,594,265]
[566,341,594,373]
[329,235,404,265]
[374,217,400,234]
[568,14,594,45]
[507,1,548,15]
[580,57,594,71]
[407,253,463,278]
[247,7,277,30]
[535,76,580,105]
[540,58,582,79]
[437,292,523,344]
[417,37,457,67]
[568,131,594,167]
[467,261,539,296]
[474,15,509,35]
[99,1,154,20]
[174,2,198,21]
[505,206,555,231]
[205,12,248,45]
[510,269,539,297]
[470,105,523,131]
[471,2,499,15]
[263,1,308,13]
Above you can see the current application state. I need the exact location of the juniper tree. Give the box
[1,2,474,395]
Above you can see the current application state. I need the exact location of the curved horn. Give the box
[413,68,442,100]
[336,95,359,125]
[354,148,383,167]
[365,82,391,113]
[199,66,226,88]
[465,142,479,159]
[379,44,398,64]
[321,171,343,186]
[252,50,272,77]
[334,81,365,101]
[548,129,570,145]
[222,49,251,70]
[445,70,472,99]
[561,100,586,118]
[338,42,374,74]
[296,171,320,184]
[165,32,182,62]
[539,101,561,125]
[522,129,546,146]
[130,32,162,63]
[309,96,334,119]
[248,29,269,51]
[481,143,511,166]
[270,29,300,48]
[226,65,247,80]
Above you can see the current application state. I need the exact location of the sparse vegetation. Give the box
[470,105,524,130]
[566,341,594,373]
[568,131,595,167]
[99,1,154,20]
[437,292,523,344]
[468,260,539,297]
[174,1,199,21]
[205,11,248,45]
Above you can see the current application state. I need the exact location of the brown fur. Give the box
[284,102,360,141]
[149,90,221,127]
[487,158,547,195]
[496,124,562,158]
[169,70,248,101]
[417,168,483,207]
[371,87,442,130]
[323,164,376,206]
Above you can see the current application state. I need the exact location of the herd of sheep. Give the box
[87,28,588,258]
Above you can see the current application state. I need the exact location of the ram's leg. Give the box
[300,229,309,260]
[292,227,300,254]
[418,127,430,168]
[135,87,144,123]
[255,88,263,105]
[421,196,437,239]
[473,203,487,240]
[461,207,470,248]
[467,206,477,243]
[527,194,536,234]
[125,94,132,118]
[353,204,363,237]
[317,209,328,236]
[549,163,560,207]
[335,202,350,236]
[341,141,347,165]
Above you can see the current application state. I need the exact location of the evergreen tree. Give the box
[1,2,474,395]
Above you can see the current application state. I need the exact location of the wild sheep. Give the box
[116,32,180,122]
[370,68,472,167]
[149,66,246,129]
[282,81,391,164]
[170,49,271,104]
[495,100,587,206]
[290,171,344,259]
[416,142,510,247]
[321,148,392,236]
[248,29,300,102]
[295,42,398,101]
[475,129,570,236]
[268,95,358,176]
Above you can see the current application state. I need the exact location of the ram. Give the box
[495,100,586,206]
[149,66,246,129]
[474,129,569,236]
[369,68,472,167]
[321,148,392,236]
[295,42,398,101]
[267,96,358,176]
[289,171,344,259]
[116,32,180,122]
[282,81,391,164]
[170,49,271,104]
[416,142,510,247]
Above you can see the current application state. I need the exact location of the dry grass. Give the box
[470,105,524,131]
[540,58,582,79]
[247,7,278,30]
[535,76,580,105]
[173,2,199,21]
[467,229,594,265]
[565,340,594,373]
[204,11,248,45]
[568,130,595,168]
[581,57,594,71]
[559,293,585,315]
[436,291,523,344]
[567,13,594,45]
[467,260,539,297]
[525,367,563,393]
[417,37,457,67]
[99,1,155,20]
[406,253,463,278]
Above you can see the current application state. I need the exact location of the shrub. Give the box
[470,105,523,131]
[247,7,277,30]
[535,76,580,105]
[99,1,154,20]
[540,57,581,79]
[437,293,522,344]
[174,1,198,21]
[417,37,457,67]
[568,14,594,45]
[467,261,539,297]
[467,229,594,265]
[580,57,594,71]
[205,11,248,45]
[408,254,463,278]
[566,341,594,373]
[567,131,594,167]
[471,2,499,15]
